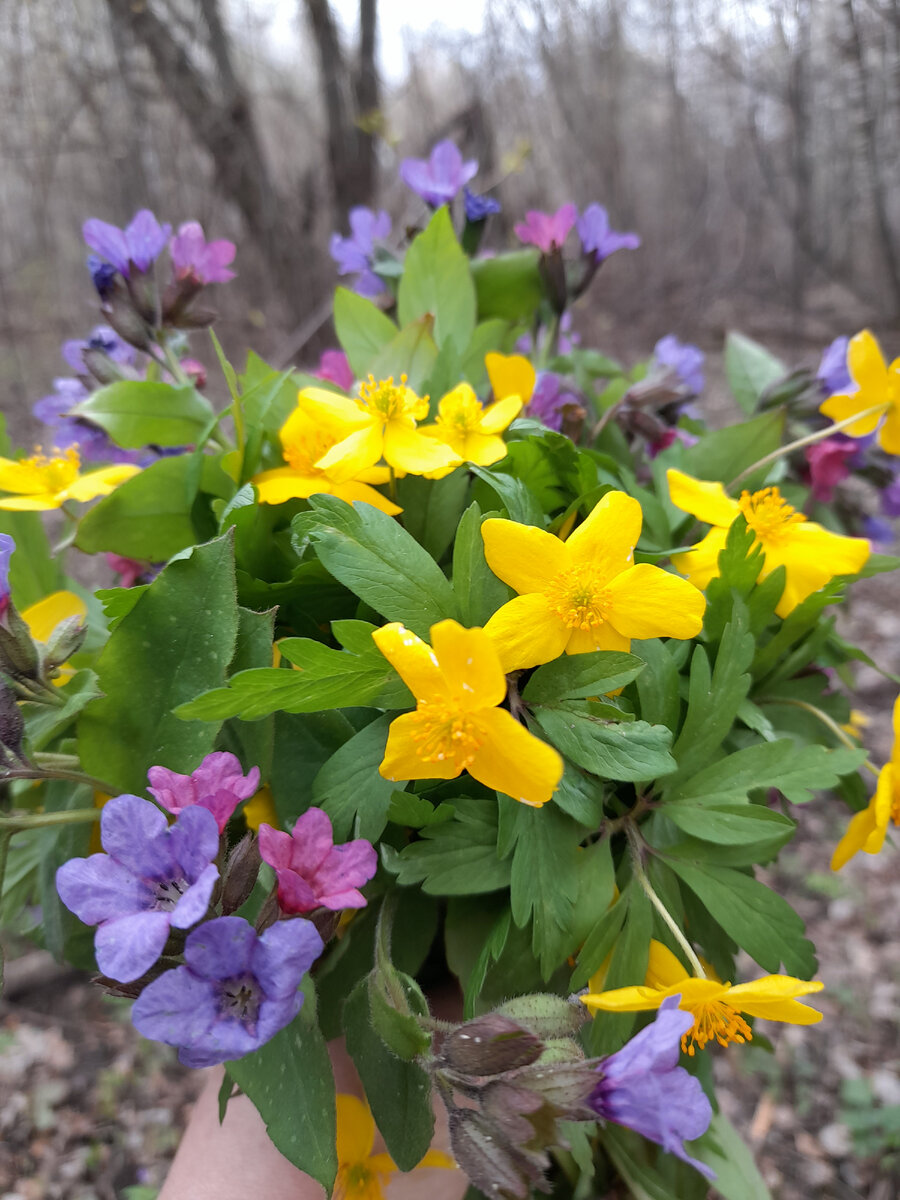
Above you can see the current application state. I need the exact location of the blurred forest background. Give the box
[2,0,899,440]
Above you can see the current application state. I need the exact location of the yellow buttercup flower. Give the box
[299,376,460,479]
[242,785,279,832]
[481,491,706,673]
[582,939,823,1056]
[334,1093,454,1199]
[820,329,900,454]
[253,398,400,514]
[0,447,140,511]
[23,590,88,685]
[486,352,536,406]
[420,382,522,474]
[667,469,870,617]
[832,695,900,870]
[372,619,563,808]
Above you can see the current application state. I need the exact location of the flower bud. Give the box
[442,1014,542,1076]
[81,346,127,386]
[448,1110,538,1200]
[0,682,25,761]
[102,283,153,351]
[43,616,87,673]
[494,993,589,1040]
[538,248,568,316]
[220,832,262,915]
[0,603,40,682]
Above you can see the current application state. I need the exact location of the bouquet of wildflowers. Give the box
[1,140,898,1199]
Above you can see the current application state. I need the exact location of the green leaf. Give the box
[680,410,785,487]
[690,1111,772,1198]
[570,891,627,990]
[396,469,470,562]
[507,803,581,977]
[588,880,652,1055]
[523,651,645,704]
[311,715,397,841]
[78,534,239,794]
[387,791,455,828]
[75,454,200,560]
[471,249,543,321]
[470,465,545,526]
[343,980,435,1172]
[533,706,676,782]
[22,669,102,753]
[367,316,439,393]
[664,803,796,848]
[367,897,432,1060]
[398,207,476,352]
[334,286,399,377]
[226,982,336,1194]
[270,710,356,828]
[663,741,866,806]
[293,496,459,636]
[632,638,682,730]
[724,332,787,415]
[392,797,511,894]
[72,381,214,448]
[451,502,510,626]
[461,319,511,392]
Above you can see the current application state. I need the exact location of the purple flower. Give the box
[804,438,856,502]
[33,377,89,424]
[863,515,895,547]
[654,335,705,394]
[592,996,714,1179]
[315,349,354,392]
[131,915,323,1067]
[61,326,136,374]
[32,377,141,466]
[148,752,260,835]
[87,255,118,300]
[0,534,14,622]
[329,207,392,298]
[170,221,236,284]
[576,203,641,264]
[258,808,377,915]
[881,473,900,518]
[399,140,478,207]
[55,795,220,983]
[83,210,172,277]
[514,205,577,254]
[527,372,579,432]
[463,188,501,222]
[817,336,852,397]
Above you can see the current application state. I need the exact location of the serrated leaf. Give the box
[392,797,511,894]
[507,803,581,977]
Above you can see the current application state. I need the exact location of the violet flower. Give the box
[528,372,579,432]
[592,996,714,1179]
[804,438,856,503]
[131,915,324,1066]
[61,326,136,375]
[464,187,501,222]
[881,472,900,518]
[0,534,13,623]
[315,349,354,392]
[653,335,705,394]
[514,204,577,254]
[817,336,852,397]
[32,377,140,466]
[55,795,219,983]
[170,221,236,284]
[864,515,895,547]
[148,751,260,835]
[83,209,172,277]
[258,807,377,914]
[87,256,118,300]
[577,203,641,264]
[399,140,478,207]
[329,207,392,298]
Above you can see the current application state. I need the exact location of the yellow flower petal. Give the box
[581,985,667,1013]
[485,352,536,405]
[604,563,706,639]
[429,621,506,709]
[891,696,900,766]
[725,976,823,1024]
[332,480,401,515]
[336,1094,376,1166]
[62,463,140,502]
[880,401,900,455]
[478,395,523,434]
[22,591,87,644]
[242,785,278,832]
[378,711,463,783]
[0,494,61,511]
[565,623,632,654]
[468,707,563,807]
[564,491,642,580]
[764,523,869,617]
[820,390,884,437]
[316,422,383,482]
[666,468,741,527]
[383,423,460,475]
[0,457,50,495]
[458,431,509,467]
[671,527,729,591]
[483,592,569,673]
[411,1149,456,1170]
[847,328,887,392]
[481,518,567,595]
[253,466,325,504]
[371,623,445,702]
[297,387,369,424]
[644,939,691,989]
[831,798,880,870]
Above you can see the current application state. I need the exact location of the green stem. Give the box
[158,337,192,387]
[625,822,707,979]
[727,401,889,492]
[1,767,116,793]
[759,697,881,777]
[0,807,100,833]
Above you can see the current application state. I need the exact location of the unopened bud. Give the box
[0,683,25,761]
[102,284,152,351]
[161,275,203,325]
[448,1110,537,1200]
[494,993,589,1040]
[43,616,87,672]
[539,248,568,317]
[81,346,127,386]
[220,832,261,915]
[0,602,40,682]
[442,1014,542,1076]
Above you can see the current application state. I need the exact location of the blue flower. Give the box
[817,336,852,397]
[576,203,640,263]
[464,187,501,222]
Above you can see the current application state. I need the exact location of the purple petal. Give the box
[255,994,305,1050]
[56,854,150,925]
[289,807,336,872]
[399,157,439,204]
[167,805,220,881]
[95,910,171,982]
[603,996,692,1079]
[354,268,386,298]
[190,1019,261,1066]
[125,209,171,272]
[329,232,369,275]
[184,916,257,980]
[83,218,131,275]
[273,869,319,913]
[100,795,168,874]
[251,918,324,998]
[170,862,219,930]
[132,965,219,1045]
[192,753,260,804]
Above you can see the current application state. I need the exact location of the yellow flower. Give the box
[0,447,140,511]
[253,398,400,514]
[841,709,870,740]
[334,1093,454,1199]
[481,491,706,673]
[667,469,870,617]
[371,618,563,808]
[582,939,823,1055]
[486,352,536,406]
[242,785,278,832]
[23,590,88,685]
[832,694,900,870]
[820,329,900,454]
[420,382,522,474]
[299,376,460,478]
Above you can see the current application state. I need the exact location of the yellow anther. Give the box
[682,996,753,1056]
[544,566,612,630]
[409,698,484,770]
[738,486,805,542]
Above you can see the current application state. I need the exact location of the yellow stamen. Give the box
[358,374,427,422]
[283,428,335,474]
[682,995,753,1056]
[437,391,482,435]
[22,446,81,492]
[409,698,484,770]
[545,566,612,630]
[738,486,805,542]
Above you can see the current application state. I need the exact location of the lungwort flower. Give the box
[582,940,823,1056]
[372,619,563,807]
[399,139,478,207]
[667,469,870,617]
[334,1093,454,1199]
[83,209,171,277]
[298,376,460,478]
[576,203,641,264]
[819,329,900,454]
[832,694,900,870]
[253,396,400,513]
[0,447,139,511]
[329,207,392,298]
[169,221,236,284]
[482,491,706,672]
[514,205,578,254]
[147,751,260,835]
[420,383,521,471]
[258,807,377,914]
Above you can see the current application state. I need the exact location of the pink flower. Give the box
[315,349,354,392]
[180,358,207,389]
[258,808,377,914]
[804,438,856,502]
[147,752,260,834]
[514,204,578,254]
[170,221,236,284]
[106,553,148,588]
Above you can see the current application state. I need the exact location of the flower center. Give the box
[545,566,611,629]
[22,447,80,492]
[437,393,482,436]
[738,487,805,543]
[682,997,752,1055]
[409,698,485,770]
[153,877,189,911]
[283,427,336,475]
[357,374,426,423]
[337,1162,381,1199]
[219,972,261,1030]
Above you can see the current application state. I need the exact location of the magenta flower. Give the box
[591,995,714,1179]
[576,203,641,263]
[315,349,354,392]
[647,428,699,459]
[147,752,260,834]
[179,358,208,389]
[83,210,171,277]
[106,554,151,588]
[55,795,219,983]
[804,438,856,502]
[258,808,377,914]
[514,204,578,254]
[399,140,478,207]
[170,221,236,284]
[131,915,323,1067]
